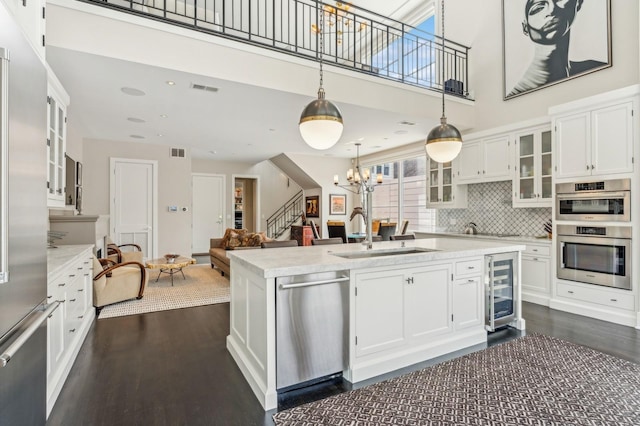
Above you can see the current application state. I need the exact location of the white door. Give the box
[192,173,225,254]
[110,158,157,259]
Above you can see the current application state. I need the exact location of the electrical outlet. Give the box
[449,218,457,225]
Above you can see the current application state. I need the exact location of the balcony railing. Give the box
[79,0,470,97]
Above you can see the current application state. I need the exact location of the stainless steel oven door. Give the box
[557,235,631,290]
[556,191,630,222]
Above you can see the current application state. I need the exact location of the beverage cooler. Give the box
[485,252,518,332]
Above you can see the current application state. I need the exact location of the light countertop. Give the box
[227,238,525,278]
[414,231,552,244]
[47,244,93,281]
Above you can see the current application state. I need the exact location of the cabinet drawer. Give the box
[455,259,483,276]
[557,282,635,311]
[523,244,550,257]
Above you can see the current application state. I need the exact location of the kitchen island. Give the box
[226,238,525,410]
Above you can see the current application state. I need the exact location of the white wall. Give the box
[191,158,303,232]
[83,138,192,256]
[446,0,639,133]
[285,153,356,236]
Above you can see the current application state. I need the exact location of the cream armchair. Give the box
[93,257,147,314]
[106,237,144,264]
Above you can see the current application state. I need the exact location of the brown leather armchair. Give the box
[93,257,147,313]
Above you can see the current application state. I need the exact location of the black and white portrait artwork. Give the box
[503,0,611,100]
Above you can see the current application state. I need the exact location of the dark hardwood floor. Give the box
[46,301,640,426]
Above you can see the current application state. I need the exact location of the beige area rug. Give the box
[98,264,229,319]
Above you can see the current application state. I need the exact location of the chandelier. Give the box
[334,143,382,248]
[311,2,367,45]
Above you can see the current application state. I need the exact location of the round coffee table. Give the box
[145,256,196,286]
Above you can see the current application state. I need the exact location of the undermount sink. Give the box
[474,233,521,238]
[332,247,439,259]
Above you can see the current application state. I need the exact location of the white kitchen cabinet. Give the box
[7,0,46,60]
[47,81,68,208]
[47,245,94,417]
[426,158,467,208]
[457,135,512,183]
[452,258,483,330]
[521,243,551,305]
[354,263,453,358]
[554,101,634,179]
[513,126,553,207]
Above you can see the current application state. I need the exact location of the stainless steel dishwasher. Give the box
[276,270,349,391]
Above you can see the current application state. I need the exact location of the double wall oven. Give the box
[555,178,632,290]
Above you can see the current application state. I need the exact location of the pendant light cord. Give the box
[440,0,445,120]
[318,2,325,95]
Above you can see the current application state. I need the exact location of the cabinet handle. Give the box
[467,279,475,283]
[477,171,480,174]
[77,289,84,292]
[77,267,83,270]
[483,170,486,174]
[568,290,574,294]
[405,277,414,284]
[586,165,589,170]
[69,328,76,333]
[58,283,66,287]
[68,274,76,278]
[69,298,76,302]
[532,249,538,252]
[610,299,617,302]
[533,258,538,261]
[591,164,595,170]
[467,266,475,270]
[47,295,52,299]
[78,315,84,319]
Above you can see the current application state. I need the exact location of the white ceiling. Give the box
[46,0,438,163]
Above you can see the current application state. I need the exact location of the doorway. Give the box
[233,176,259,232]
[110,158,158,259]
[192,173,225,254]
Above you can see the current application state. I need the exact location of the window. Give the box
[368,155,436,232]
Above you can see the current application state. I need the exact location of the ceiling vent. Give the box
[170,148,185,158]
[190,83,219,93]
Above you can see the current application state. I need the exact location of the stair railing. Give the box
[79,0,470,97]
[266,190,304,239]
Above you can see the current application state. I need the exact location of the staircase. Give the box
[266,190,304,239]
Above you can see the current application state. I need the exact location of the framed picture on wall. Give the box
[502,0,611,100]
[329,194,346,215]
[305,195,319,218]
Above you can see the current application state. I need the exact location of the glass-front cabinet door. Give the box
[513,126,552,208]
[426,158,467,208]
[47,83,68,207]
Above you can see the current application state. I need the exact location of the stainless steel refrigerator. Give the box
[0,3,52,425]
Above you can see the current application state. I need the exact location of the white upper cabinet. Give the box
[7,0,46,61]
[552,87,636,180]
[457,135,512,184]
[47,74,69,207]
[513,126,553,208]
[426,158,467,208]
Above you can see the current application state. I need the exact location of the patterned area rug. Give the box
[273,334,640,425]
[98,264,229,319]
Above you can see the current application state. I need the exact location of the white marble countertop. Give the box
[227,238,526,278]
[414,231,552,245]
[47,244,94,281]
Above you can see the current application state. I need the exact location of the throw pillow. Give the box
[221,228,246,249]
[240,233,263,247]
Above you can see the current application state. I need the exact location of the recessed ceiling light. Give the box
[157,133,164,137]
[398,120,416,126]
[394,130,408,135]
[269,128,276,132]
[160,114,168,118]
[209,150,217,155]
[121,87,146,96]
[127,117,146,123]
[130,134,145,139]
[357,137,365,141]
[372,145,382,149]
[166,80,176,86]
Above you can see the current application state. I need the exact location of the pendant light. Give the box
[425,0,462,163]
[299,3,344,150]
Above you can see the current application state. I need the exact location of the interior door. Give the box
[192,173,225,254]
[110,158,157,259]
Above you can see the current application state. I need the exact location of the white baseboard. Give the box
[549,298,636,328]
